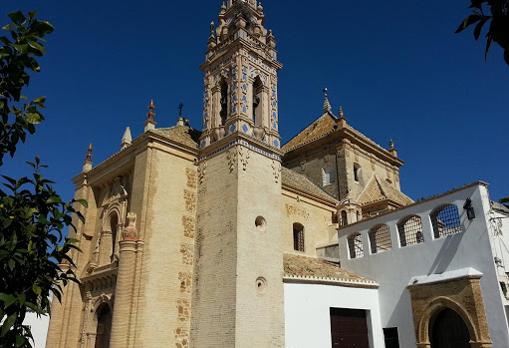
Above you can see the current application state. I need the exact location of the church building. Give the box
[45,1,509,347]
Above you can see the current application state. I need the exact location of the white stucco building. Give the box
[329,183,509,347]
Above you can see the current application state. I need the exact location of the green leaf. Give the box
[16,335,27,347]
[8,11,26,25]
[33,20,54,35]
[0,293,17,308]
[473,17,489,40]
[32,284,41,296]
[27,40,45,55]
[1,313,17,337]
[46,196,61,204]
[25,113,42,125]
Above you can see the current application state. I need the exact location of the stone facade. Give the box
[408,276,493,348]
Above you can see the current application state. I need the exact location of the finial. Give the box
[121,127,132,150]
[221,2,227,11]
[178,102,184,118]
[389,139,398,157]
[208,21,217,49]
[144,99,157,132]
[82,143,93,173]
[338,105,345,119]
[323,88,332,113]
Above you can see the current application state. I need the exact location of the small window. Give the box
[348,233,364,259]
[431,204,463,239]
[353,163,362,182]
[369,224,392,254]
[383,327,400,348]
[340,211,348,227]
[293,223,305,252]
[397,215,424,247]
[356,211,361,222]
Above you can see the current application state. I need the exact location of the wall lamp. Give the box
[464,199,476,220]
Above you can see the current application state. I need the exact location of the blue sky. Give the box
[2,0,508,203]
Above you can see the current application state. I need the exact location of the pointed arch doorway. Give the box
[430,308,470,348]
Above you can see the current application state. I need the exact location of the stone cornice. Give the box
[283,275,379,289]
[202,35,282,71]
[199,132,282,162]
[72,131,199,188]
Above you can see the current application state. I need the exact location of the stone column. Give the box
[109,213,138,348]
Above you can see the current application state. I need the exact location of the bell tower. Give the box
[200,0,282,149]
[191,1,284,347]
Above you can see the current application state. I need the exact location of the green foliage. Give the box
[456,1,509,65]
[0,11,83,348]
[0,11,54,166]
[0,158,84,347]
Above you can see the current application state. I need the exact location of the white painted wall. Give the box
[338,184,509,348]
[284,282,384,348]
[24,313,49,348]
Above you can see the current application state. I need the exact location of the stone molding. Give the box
[408,276,492,348]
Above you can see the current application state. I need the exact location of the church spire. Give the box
[144,99,156,132]
[323,88,332,114]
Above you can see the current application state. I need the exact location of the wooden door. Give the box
[330,308,370,348]
[430,308,470,348]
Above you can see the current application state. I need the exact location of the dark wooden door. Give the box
[430,308,470,348]
[330,308,370,348]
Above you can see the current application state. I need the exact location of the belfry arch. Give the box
[252,75,264,126]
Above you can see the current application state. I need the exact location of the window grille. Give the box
[369,224,392,254]
[293,223,305,252]
[398,215,424,247]
[348,233,364,259]
[431,204,463,239]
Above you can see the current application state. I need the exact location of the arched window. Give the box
[353,163,362,183]
[219,78,229,126]
[348,233,364,259]
[340,211,348,227]
[252,76,263,126]
[397,215,424,247]
[109,213,119,261]
[95,304,112,348]
[369,224,392,254]
[431,204,463,239]
[356,211,361,222]
[293,223,305,252]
